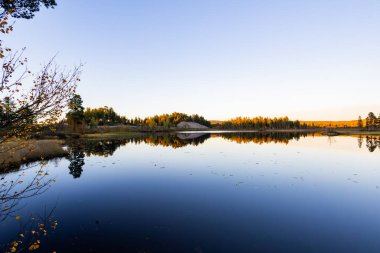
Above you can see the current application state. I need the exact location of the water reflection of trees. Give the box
[144,133,210,148]
[66,139,127,158]
[67,145,85,179]
[4,133,380,182]
[358,136,363,149]
[361,136,380,152]
[65,132,312,158]
[65,133,211,158]
[215,132,311,145]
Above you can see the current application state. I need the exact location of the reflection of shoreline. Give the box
[3,133,379,172]
[144,133,210,148]
[212,132,311,145]
[62,133,377,180]
[64,132,311,156]
[360,136,380,152]
[177,132,208,140]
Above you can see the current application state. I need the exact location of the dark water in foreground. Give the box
[1,132,380,253]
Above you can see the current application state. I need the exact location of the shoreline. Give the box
[81,128,380,138]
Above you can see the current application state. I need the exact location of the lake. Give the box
[1,132,380,252]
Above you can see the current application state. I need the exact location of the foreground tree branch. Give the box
[0,13,82,149]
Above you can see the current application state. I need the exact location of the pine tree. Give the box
[66,94,84,132]
[366,112,376,129]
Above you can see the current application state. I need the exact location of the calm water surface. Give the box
[1,132,380,252]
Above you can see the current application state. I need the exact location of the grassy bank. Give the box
[0,139,67,171]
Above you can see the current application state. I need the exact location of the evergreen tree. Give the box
[66,94,84,132]
[0,96,16,128]
[366,112,377,129]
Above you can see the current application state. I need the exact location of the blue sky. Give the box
[5,0,380,120]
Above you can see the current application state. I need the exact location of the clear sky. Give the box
[5,0,380,120]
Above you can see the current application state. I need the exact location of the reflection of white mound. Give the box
[177,121,209,129]
[177,132,207,140]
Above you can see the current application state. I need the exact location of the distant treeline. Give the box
[70,107,380,131]
[62,94,380,131]
[301,120,358,128]
[79,106,211,128]
[302,112,380,129]
[84,107,126,126]
[142,112,211,128]
[217,117,305,130]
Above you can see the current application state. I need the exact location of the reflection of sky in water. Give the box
[1,135,380,252]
